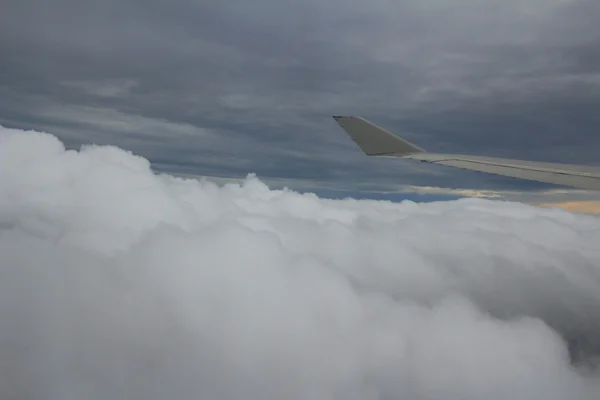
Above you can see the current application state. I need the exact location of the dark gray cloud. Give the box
[1,0,600,191]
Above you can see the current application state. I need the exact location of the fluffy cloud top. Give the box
[1,125,600,400]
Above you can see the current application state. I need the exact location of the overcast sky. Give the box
[2,0,600,194]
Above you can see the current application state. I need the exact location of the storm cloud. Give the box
[2,125,600,399]
[1,0,600,191]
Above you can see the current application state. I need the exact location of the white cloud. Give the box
[34,102,213,140]
[1,125,600,400]
[391,186,600,211]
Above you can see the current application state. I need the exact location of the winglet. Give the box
[332,116,425,156]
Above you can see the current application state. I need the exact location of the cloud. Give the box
[400,186,600,213]
[2,125,600,399]
[403,186,506,198]
[2,0,600,191]
[60,79,139,98]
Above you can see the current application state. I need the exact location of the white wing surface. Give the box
[333,116,600,190]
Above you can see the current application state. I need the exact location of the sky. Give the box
[3,4,600,397]
[2,0,600,207]
[2,125,600,399]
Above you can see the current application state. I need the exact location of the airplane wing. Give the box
[333,116,600,191]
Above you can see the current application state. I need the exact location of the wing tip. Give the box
[332,115,360,121]
[332,115,425,156]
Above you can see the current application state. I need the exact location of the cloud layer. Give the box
[2,0,600,190]
[1,125,600,399]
